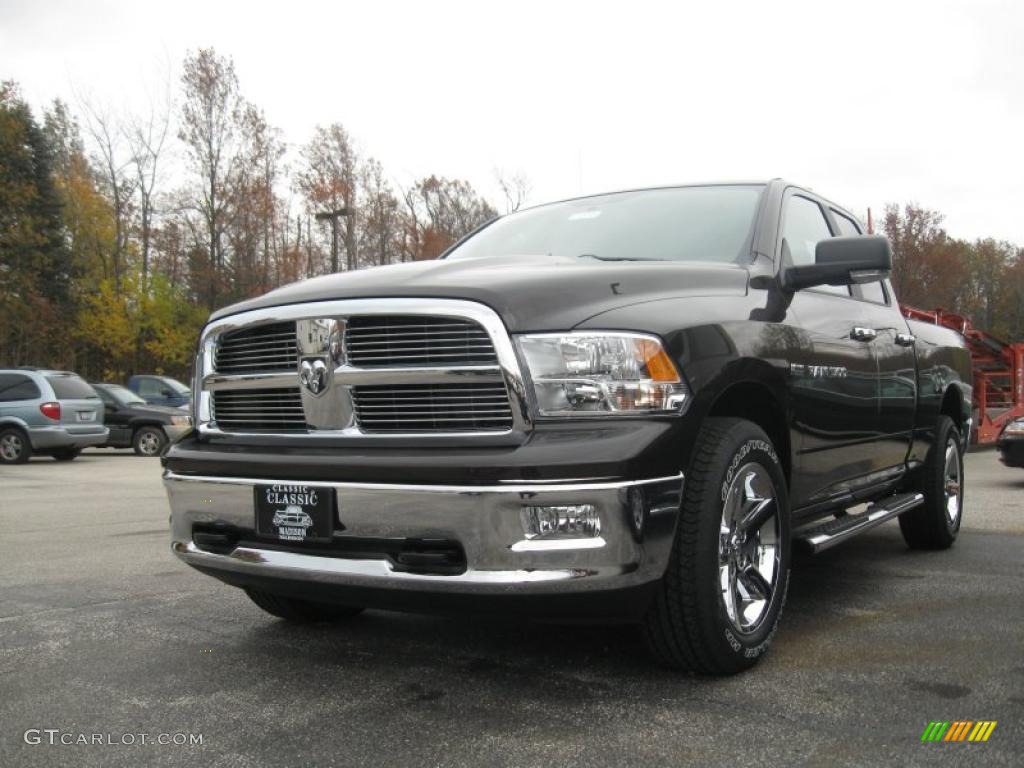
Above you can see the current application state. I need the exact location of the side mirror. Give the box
[782,235,892,292]
[161,387,174,397]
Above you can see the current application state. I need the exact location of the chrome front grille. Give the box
[352,383,514,433]
[198,299,525,438]
[345,315,498,367]
[215,321,298,374]
[212,388,306,431]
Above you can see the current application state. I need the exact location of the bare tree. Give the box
[296,124,359,272]
[179,48,243,307]
[359,158,400,266]
[400,176,497,261]
[79,95,134,291]
[494,168,531,213]
[125,71,172,293]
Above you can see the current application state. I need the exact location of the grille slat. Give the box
[345,315,498,367]
[352,383,513,433]
[215,322,298,374]
[212,388,306,432]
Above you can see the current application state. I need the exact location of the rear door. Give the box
[829,209,917,473]
[45,374,104,432]
[781,193,880,507]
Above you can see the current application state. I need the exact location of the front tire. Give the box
[899,415,963,550]
[245,588,365,623]
[0,427,31,464]
[643,418,791,675]
[133,426,167,457]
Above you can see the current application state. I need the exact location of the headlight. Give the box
[169,414,192,426]
[1003,418,1024,436]
[516,332,688,416]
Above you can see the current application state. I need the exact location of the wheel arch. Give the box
[132,420,168,434]
[940,384,969,441]
[706,377,792,488]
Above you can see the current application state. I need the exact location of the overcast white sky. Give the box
[2,0,1022,242]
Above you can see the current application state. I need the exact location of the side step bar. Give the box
[795,492,924,554]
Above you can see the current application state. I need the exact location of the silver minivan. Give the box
[0,369,108,463]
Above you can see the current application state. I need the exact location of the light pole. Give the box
[315,208,349,273]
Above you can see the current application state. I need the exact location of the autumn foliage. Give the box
[0,49,496,382]
[3,49,1023,385]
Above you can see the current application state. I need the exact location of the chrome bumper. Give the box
[165,471,683,599]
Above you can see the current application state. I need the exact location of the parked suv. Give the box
[91,383,192,456]
[0,369,107,463]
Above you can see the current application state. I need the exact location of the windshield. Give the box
[444,185,763,263]
[102,384,147,406]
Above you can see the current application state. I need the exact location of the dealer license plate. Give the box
[254,484,335,543]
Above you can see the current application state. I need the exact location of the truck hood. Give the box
[210,255,749,332]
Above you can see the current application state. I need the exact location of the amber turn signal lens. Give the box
[636,339,680,383]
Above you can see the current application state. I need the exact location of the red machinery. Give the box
[901,306,1024,444]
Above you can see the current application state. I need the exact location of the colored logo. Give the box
[921,721,997,742]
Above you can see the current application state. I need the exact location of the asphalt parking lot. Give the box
[1,449,1021,767]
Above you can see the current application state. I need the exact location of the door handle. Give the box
[850,327,877,342]
[894,333,916,347]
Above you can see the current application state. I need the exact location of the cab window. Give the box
[858,281,889,305]
[831,209,862,236]
[137,378,161,397]
[783,196,831,266]
[783,195,850,297]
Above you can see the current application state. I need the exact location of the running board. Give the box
[795,492,924,554]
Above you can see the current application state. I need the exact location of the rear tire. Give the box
[51,448,81,462]
[133,426,167,457]
[643,418,790,675]
[899,415,963,550]
[0,427,31,464]
[244,588,365,623]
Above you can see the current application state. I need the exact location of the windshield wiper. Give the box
[576,254,664,262]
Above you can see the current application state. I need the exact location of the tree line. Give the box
[883,204,1024,341]
[3,48,1023,385]
[1,49,509,382]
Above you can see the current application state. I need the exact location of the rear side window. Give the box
[0,374,41,402]
[831,210,862,236]
[46,375,99,399]
[137,378,161,396]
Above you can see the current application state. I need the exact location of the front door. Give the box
[779,192,880,508]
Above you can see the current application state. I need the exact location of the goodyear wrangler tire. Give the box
[244,588,364,623]
[643,418,791,675]
[899,415,963,550]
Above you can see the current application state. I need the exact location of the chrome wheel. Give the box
[719,463,781,634]
[0,432,24,461]
[137,430,163,456]
[944,437,962,526]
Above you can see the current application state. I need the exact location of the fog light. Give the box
[521,505,601,539]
